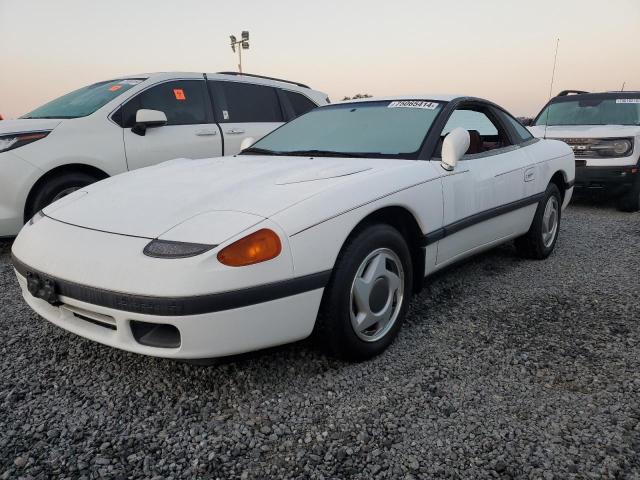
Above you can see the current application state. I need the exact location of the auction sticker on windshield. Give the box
[616,99,640,104]
[388,101,439,109]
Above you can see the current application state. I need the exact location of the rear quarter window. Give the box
[501,110,534,143]
[283,90,317,117]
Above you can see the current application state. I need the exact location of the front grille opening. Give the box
[73,313,117,330]
[130,321,181,349]
[63,305,117,330]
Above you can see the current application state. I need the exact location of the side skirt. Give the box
[423,192,544,247]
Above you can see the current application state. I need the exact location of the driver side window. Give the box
[437,106,512,157]
[119,80,211,128]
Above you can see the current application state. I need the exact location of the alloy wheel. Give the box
[541,195,559,248]
[349,248,405,342]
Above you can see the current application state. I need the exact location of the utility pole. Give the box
[229,31,250,73]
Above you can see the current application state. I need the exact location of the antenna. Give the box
[544,38,560,139]
[621,81,626,92]
[548,38,560,100]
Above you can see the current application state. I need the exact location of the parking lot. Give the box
[1,199,638,479]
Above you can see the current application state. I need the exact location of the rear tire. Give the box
[515,183,562,260]
[616,177,640,212]
[315,224,413,361]
[25,172,100,221]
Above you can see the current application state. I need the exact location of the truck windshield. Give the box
[22,79,146,119]
[535,97,640,126]
[245,100,444,159]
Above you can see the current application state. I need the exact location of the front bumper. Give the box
[11,214,328,359]
[15,267,325,358]
[575,163,639,189]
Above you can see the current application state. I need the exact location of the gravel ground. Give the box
[1,198,639,479]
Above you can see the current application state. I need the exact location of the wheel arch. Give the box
[549,170,569,203]
[23,163,110,222]
[338,205,426,294]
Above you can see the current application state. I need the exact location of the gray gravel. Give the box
[1,198,639,479]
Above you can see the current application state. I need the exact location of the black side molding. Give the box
[12,254,331,317]
[423,193,544,246]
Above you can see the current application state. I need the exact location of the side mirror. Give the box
[132,109,167,136]
[240,137,256,151]
[441,127,470,171]
[520,117,533,126]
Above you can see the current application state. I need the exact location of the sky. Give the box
[1,0,638,119]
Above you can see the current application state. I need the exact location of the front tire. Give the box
[315,224,413,361]
[25,172,100,221]
[515,183,562,259]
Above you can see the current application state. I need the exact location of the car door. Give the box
[434,104,530,265]
[207,80,285,155]
[119,79,222,171]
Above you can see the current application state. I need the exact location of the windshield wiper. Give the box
[277,149,371,158]
[240,147,280,156]
[21,115,77,119]
[242,147,379,158]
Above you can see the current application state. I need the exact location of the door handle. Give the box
[226,128,245,135]
[195,129,217,136]
[524,167,535,182]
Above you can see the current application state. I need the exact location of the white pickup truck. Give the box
[529,90,640,211]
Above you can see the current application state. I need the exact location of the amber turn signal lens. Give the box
[217,229,282,267]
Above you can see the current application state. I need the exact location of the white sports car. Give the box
[12,95,575,361]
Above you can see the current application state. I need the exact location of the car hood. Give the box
[0,118,63,135]
[528,124,640,139]
[43,155,401,239]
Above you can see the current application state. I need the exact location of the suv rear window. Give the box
[283,90,317,117]
[211,81,284,123]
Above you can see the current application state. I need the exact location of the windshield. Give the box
[535,97,640,126]
[246,100,444,159]
[22,79,146,119]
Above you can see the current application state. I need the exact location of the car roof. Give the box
[112,71,319,91]
[105,71,328,105]
[107,71,327,103]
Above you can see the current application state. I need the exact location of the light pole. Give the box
[229,31,250,73]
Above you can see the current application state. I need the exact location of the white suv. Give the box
[0,72,329,237]
[529,90,640,211]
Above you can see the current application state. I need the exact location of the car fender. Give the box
[16,116,127,178]
[523,139,575,207]
[278,161,445,277]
